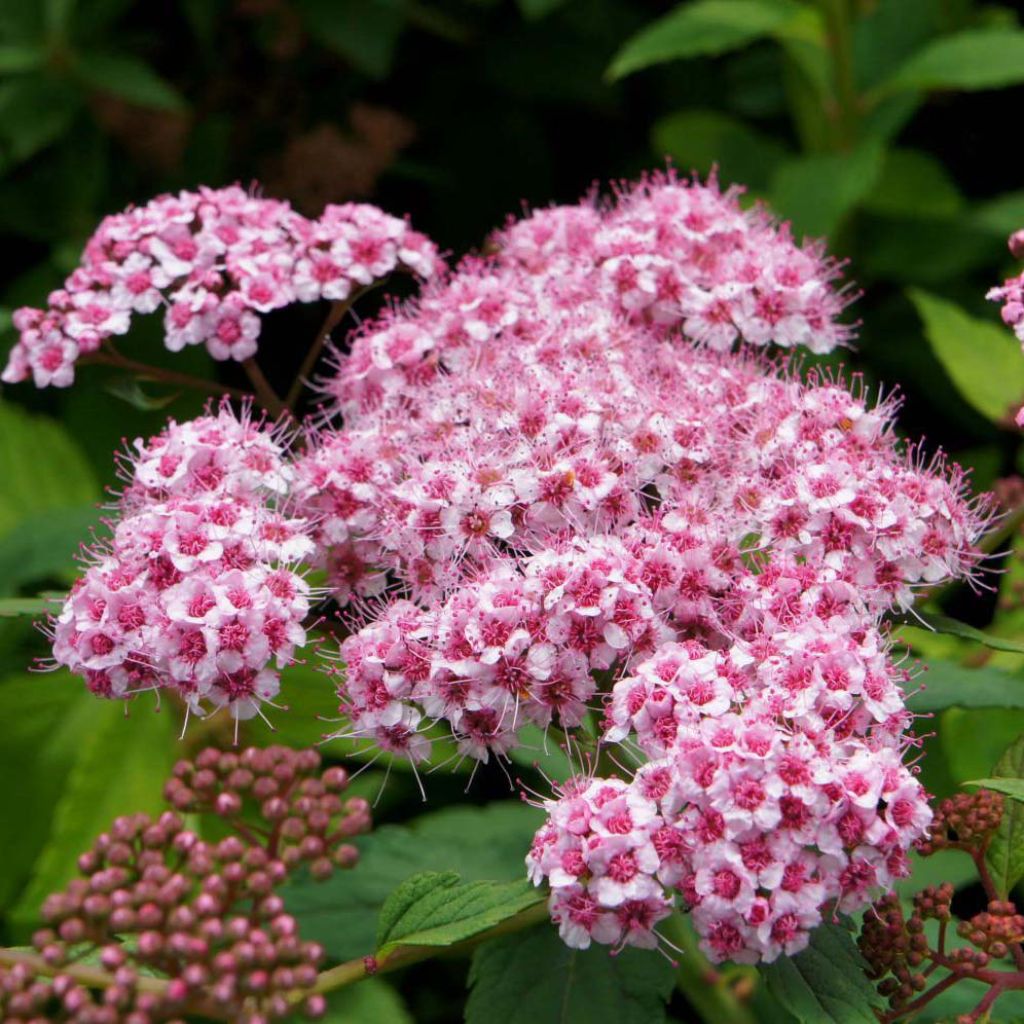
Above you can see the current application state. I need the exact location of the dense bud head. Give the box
[4,744,370,1023]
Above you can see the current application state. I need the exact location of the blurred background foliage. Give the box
[4,1,1024,1020]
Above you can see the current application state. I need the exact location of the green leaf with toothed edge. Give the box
[760,923,880,1024]
[964,777,1024,802]
[985,735,1024,898]
[465,923,676,1024]
[281,802,543,960]
[375,871,543,957]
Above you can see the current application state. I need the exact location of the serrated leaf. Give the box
[10,700,179,934]
[908,289,1024,426]
[761,924,880,1024]
[466,923,676,1024]
[607,0,807,81]
[282,801,543,960]
[75,51,186,111]
[880,29,1024,94]
[964,777,1024,802]
[769,141,884,237]
[376,872,542,957]
[905,660,1024,713]
[985,734,1024,897]
[652,108,788,190]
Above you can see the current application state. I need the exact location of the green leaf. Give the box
[75,51,186,110]
[964,777,1024,802]
[907,289,1024,426]
[375,871,542,957]
[911,612,1024,655]
[297,0,407,79]
[859,214,999,284]
[0,672,99,911]
[941,709,1024,788]
[466,923,676,1024]
[761,923,880,1024]
[0,505,101,596]
[607,0,807,81]
[862,149,962,220]
[0,74,81,167]
[851,0,942,91]
[282,801,543,960]
[769,141,884,237]
[10,700,179,934]
[904,660,1024,713]
[0,400,98,540]
[651,108,788,190]
[974,190,1024,237]
[323,978,413,1024]
[880,29,1024,95]
[985,734,1024,898]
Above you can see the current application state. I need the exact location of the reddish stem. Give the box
[83,349,248,400]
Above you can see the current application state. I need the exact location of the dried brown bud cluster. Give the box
[916,789,1004,856]
[0,746,370,1024]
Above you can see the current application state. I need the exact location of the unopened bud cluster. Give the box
[860,790,1024,1022]
[0,745,370,1023]
[916,789,1004,856]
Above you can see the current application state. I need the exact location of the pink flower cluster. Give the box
[299,172,986,961]
[327,173,851,420]
[51,405,313,724]
[332,537,673,764]
[987,228,1024,426]
[19,171,992,965]
[2,185,441,388]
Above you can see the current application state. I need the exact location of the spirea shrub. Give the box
[3,173,997,973]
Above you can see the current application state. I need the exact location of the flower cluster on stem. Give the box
[6,170,996,966]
